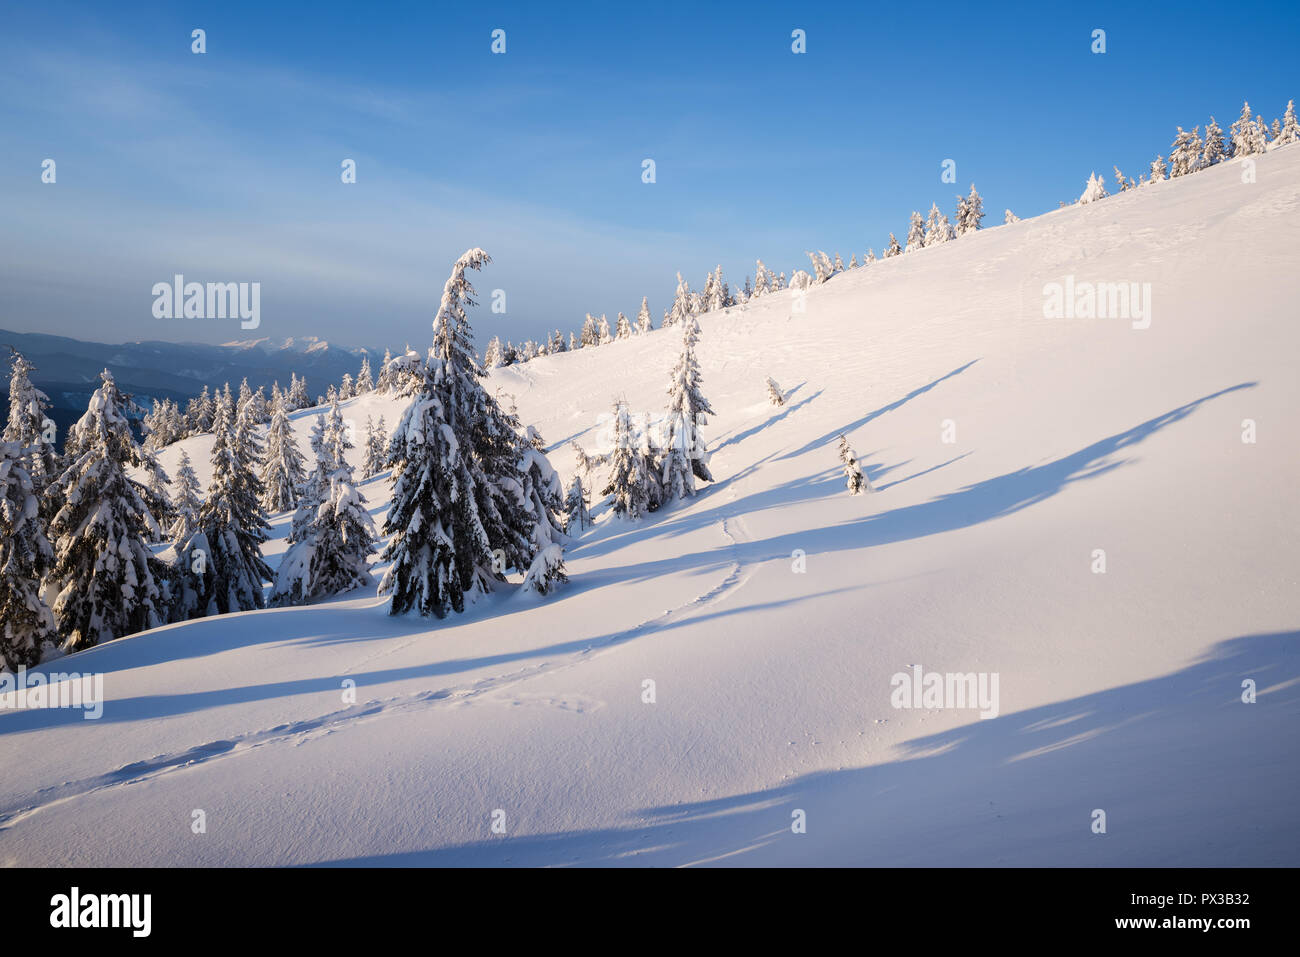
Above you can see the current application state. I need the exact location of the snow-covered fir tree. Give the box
[0,438,57,669]
[184,386,208,434]
[1004,209,1020,224]
[375,350,396,392]
[1230,101,1266,156]
[259,395,306,514]
[838,434,870,495]
[615,312,632,339]
[1169,126,1203,177]
[563,473,590,534]
[581,313,600,347]
[956,184,984,235]
[635,296,654,334]
[766,376,786,406]
[140,447,175,542]
[885,233,902,257]
[905,212,926,252]
[379,248,566,617]
[196,386,272,615]
[272,401,376,607]
[598,314,613,344]
[1079,171,1109,204]
[3,349,59,493]
[665,272,693,328]
[705,265,729,311]
[288,373,310,411]
[1277,100,1299,146]
[362,415,388,479]
[601,400,659,519]
[169,449,202,547]
[660,314,715,500]
[288,414,328,546]
[356,356,374,394]
[753,260,771,296]
[1148,154,1168,182]
[1203,117,1227,166]
[48,371,167,652]
[517,433,568,595]
[925,203,955,245]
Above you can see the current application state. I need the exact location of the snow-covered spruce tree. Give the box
[1203,117,1226,166]
[260,395,306,514]
[380,248,566,617]
[48,371,167,652]
[957,184,984,235]
[631,297,651,334]
[601,400,658,519]
[580,313,600,347]
[660,314,715,501]
[563,474,591,533]
[375,350,396,392]
[838,434,871,495]
[865,248,876,264]
[484,336,503,368]
[288,373,310,410]
[516,437,568,595]
[196,386,272,615]
[140,447,175,542]
[0,438,57,670]
[923,203,942,246]
[1004,209,1020,224]
[1170,126,1203,177]
[3,349,59,493]
[1229,101,1264,156]
[1279,100,1300,147]
[598,314,613,344]
[169,449,202,547]
[752,260,770,297]
[356,356,374,394]
[1148,155,1168,183]
[705,265,728,312]
[615,312,632,339]
[272,407,376,607]
[885,233,902,257]
[186,385,215,433]
[905,212,926,252]
[766,376,786,406]
[1078,171,1109,204]
[664,272,692,328]
[287,414,328,545]
[362,415,388,479]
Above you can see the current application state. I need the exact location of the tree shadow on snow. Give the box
[309,627,1300,867]
[777,358,980,462]
[586,383,1256,586]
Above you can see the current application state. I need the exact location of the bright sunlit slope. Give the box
[2,148,1297,866]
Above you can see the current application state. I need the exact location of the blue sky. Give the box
[2,0,1297,353]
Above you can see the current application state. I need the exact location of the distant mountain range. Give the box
[0,329,381,446]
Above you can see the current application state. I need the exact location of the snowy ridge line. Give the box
[0,512,758,834]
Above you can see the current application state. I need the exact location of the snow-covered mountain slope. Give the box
[3,149,1298,867]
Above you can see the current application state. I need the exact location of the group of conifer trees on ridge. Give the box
[0,250,577,668]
